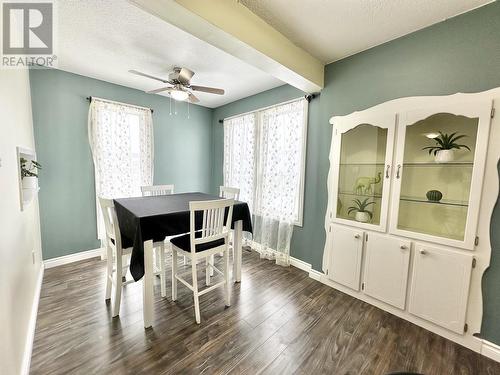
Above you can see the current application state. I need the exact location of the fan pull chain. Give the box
[187,100,190,119]
[175,99,177,115]
[169,96,172,115]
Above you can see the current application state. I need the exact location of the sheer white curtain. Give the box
[223,113,256,212]
[88,98,154,240]
[224,99,307,266]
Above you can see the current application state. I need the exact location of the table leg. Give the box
[233,220,243,283]
[143,240,154,328]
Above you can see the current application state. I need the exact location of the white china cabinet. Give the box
[323,92,499,350]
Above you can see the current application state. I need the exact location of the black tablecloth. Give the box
[114,192,253,281]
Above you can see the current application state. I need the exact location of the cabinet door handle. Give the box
[354,234,361,239]
[385,165,390,179]
[396,164,402,179]
[419,249,427,255]
[400,245,408,250]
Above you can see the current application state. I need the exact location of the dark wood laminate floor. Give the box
[31,249,500,375]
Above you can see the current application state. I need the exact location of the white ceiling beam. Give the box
[129,0,324,93]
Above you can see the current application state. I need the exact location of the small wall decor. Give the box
[20,157,42,189]
[347,198,374,223]
[426,190,443,202]
[354,172,382,195]
[17,147,40,211]
[422,131,470,163]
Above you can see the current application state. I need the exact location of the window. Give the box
[224,98,307,266]
[223,98,308,226]
[88,98,153,240]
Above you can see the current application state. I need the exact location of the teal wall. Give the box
[211,2,500,343]
[30,69,213,260]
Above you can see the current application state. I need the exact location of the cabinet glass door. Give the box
[391,102,491,249]
[331,114,395,231]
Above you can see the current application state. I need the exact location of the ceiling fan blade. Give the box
[188,92,200,103]
[129,69,169,84]
[147,87,173,94]
[178,67,194,84]
[190,85,224,95]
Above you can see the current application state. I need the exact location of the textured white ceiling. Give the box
[240,0,493,63]
[56,0,283,108]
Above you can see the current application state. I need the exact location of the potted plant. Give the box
[347,198,375,223]
[20,157,42,189]
[422,131,471,163]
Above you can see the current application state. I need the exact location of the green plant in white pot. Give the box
[422,131,471,163]
[347,198,374,223]
[20,157,42,189]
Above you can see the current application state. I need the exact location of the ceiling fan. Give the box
[129,67,224,103]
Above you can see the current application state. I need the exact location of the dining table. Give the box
[113,192,253,328]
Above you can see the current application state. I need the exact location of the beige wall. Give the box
[0,68,43,375]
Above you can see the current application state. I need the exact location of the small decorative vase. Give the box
[22,176,38,189]
[426,190,443,202]
[435,149,454,163]
[355,211,370,223]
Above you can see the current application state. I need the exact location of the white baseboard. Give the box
[308,268,323,281]
[289,256,324,281]
[481,339,500,363]
[21,263,44,375]
[289,256,311,272]
[44,248,103,269]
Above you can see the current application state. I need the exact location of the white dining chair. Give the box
[141,184,175,196]
[140,185,176,298]
[170,198,234,324]
[99,197,137,317]
[219,186,240,200]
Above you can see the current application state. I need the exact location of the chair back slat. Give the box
[202,209,207,237]
[189,199,234,253]
[141,184,175,197]
[219,186,240,200]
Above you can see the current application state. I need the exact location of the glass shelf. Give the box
[338,191,382,199]
[403,162,473,167]
[399,196,469,207]
[340,162,474,167]
[340,163,385,166]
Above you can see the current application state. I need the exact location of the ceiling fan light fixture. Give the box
[170,89,189,101]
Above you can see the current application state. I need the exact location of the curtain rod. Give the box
[218,93,318,124]
[86,96,154,114]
